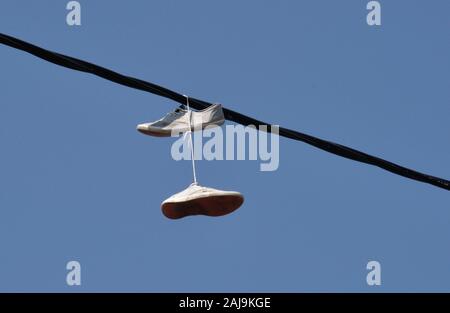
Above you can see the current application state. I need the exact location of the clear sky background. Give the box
[0,1,449,292]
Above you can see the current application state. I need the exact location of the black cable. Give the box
[1,32,449,191]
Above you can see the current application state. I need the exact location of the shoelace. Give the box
[184,95,198,185]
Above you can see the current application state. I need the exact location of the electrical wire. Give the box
[0,32,448,191]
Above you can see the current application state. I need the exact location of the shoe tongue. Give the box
[175,104,188,113]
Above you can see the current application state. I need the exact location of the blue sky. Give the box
[0,0,449,292]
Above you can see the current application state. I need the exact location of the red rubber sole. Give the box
[161,194,244,219]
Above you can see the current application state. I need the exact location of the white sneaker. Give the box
[161,183,244,219]
[137,104,225,137]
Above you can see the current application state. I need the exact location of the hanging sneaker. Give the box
[161,183,244,219]
[137,104,225,137]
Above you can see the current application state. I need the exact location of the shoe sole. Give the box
[137,119,225,137]
[161,194,244,219]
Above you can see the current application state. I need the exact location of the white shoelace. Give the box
[183,95,198,185]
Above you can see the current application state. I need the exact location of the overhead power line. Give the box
[0,32,448,191]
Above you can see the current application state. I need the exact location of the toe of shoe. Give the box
[136,123,148,131]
